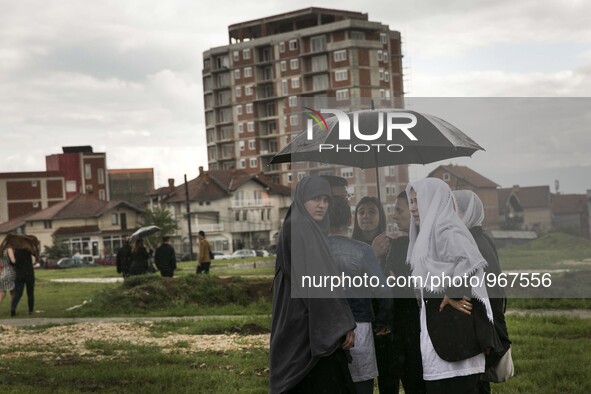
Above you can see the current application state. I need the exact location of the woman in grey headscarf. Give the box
[453,190,511,393]
[270,176,356,394]
[406,178,499,394]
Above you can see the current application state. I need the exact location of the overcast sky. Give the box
[1,0,590,193]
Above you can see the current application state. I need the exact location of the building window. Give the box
[336,89,349,101]
[44,220,52,229]
[32,202,39,208]
[243,48,251,59]
[335,69,348,82]
[443,173,451,181]
[236,105,243,115]
[377,50,383,62]
[289,39,297,50]
[340,167,354,178]
[246,103,253,114]
[235,86,241,97]
[385,71,390,82]
[239,159,246,168]
[287,173,293,183]
[380,33,387,44]
[379,69,384,81]
[280,61,287,72]
[281,80,288,95]
[239,141,245,151]
[385,90,391,98]
[247,121,254,132]
[250,158,258,168]
[238,123,244,133]
[98,189,106,200]
[66,180,77,193]
[248,139,256,150]
[383,52,389,62]
[279,42,285,53]
[234,69,241,80]
[244,67,252,78]
[334,50,347,62]
[380,89,385,98]
[291,77,300,89]
[288,96,298,107]
[111,213,119,225]
[310,35,326,52]
[290,114,299,126]
[98,168,105,184]
[290,59,299,70]
[31,181,38,187]
[351,31,365,40]
[85,163,91,179]
[234,211,240,221]
[245,85,253,96]
[298,172,306,181]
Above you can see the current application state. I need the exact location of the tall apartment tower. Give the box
[202,8,408,207]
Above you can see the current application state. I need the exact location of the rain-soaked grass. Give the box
[0,315,589,393]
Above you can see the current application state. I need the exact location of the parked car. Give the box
[256,249,271,257]
[56,257,98,269]
[215,249,257,260]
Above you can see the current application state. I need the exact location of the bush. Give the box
[85,275,272,314]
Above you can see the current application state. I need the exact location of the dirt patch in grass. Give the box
[0,322,269,361]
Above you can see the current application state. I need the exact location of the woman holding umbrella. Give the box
[129,238,153,276]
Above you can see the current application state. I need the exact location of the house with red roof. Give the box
[551,193,590,239]
[497,185,552,233]
[0,194,144,258]
[428,164,500,229]
[148,167,291,254]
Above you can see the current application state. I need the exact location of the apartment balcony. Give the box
[231,221,272,233]
[231,199,273,208]
[197,223,224,233]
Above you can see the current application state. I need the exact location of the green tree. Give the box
[138,206,180,244]
[43,241,70,260]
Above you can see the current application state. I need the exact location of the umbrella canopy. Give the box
[270,109,484,168]
[129,225,161,243]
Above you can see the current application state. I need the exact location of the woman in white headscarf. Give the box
[406,178,499,394]
[453,190,511,394]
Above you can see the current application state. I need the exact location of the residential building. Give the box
[202,7,407,193]
[108,168,155,207]
[551,193,590,239]
[46,146,109,200]
[497,185,552,233]
[147,167,291,254]
[429,164,500,229]
[0,171,66,224]
[0,194,144,258]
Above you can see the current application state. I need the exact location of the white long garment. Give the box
[348,322,378,382]
[419,289,485,381]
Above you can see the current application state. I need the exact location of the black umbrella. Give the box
[270,109,484,201]
[129,225,161,243]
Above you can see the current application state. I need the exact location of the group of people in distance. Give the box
[0,234,40,317]
[270,175,511,394]
[116,230,213,278]
[116,236,176,278]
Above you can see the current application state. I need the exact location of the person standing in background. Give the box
[154,236,177,278]
[197,231,212,274]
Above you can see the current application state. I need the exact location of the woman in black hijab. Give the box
[270,176,356,394]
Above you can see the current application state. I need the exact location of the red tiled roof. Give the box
[498,186,551,215]
[162,170,290,203]
[430,165,498,188]
[551,194,588,215]
[53,225,100,236]
[26,195,143,221]
[0,213,34,234]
